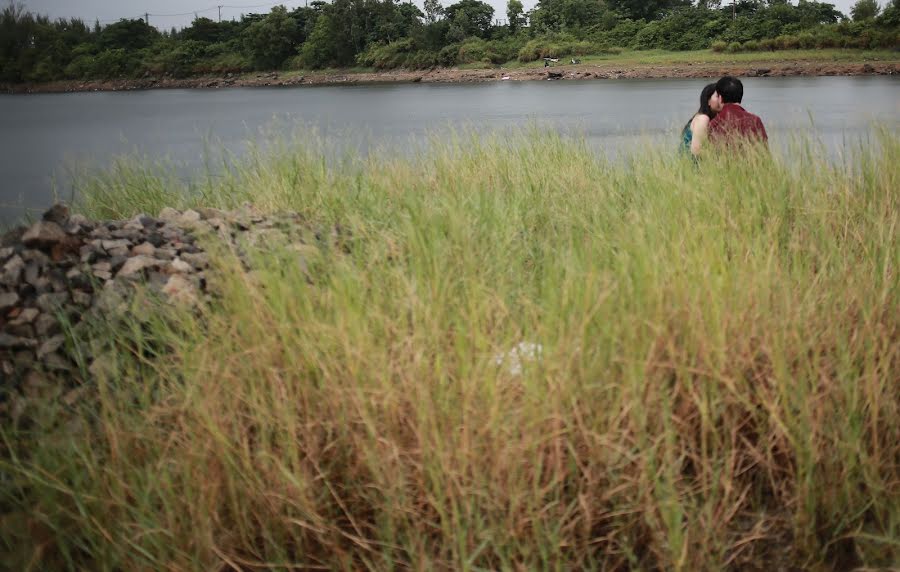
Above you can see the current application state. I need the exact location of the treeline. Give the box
[1,0,898,82]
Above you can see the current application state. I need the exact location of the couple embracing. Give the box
[682,76,768,157]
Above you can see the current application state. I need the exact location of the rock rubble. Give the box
[1,203,345,396]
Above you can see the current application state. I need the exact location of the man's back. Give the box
[709,103,768,145]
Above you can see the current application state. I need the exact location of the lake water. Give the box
[1,76,898,224]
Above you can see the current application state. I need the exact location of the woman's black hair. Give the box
[682,83,718,138]
[698,83,718,118]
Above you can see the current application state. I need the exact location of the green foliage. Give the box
[444,0,495,38]
[851,0,880,21]
[242,6,300,69]
[0,0,898,82]
[507,0,525,32]
[517,34,599,61]
[297,14,337,69]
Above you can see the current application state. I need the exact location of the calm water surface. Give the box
[1,76,898,223]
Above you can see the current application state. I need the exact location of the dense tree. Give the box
[424,0,444,23]
[242,6,300,68]
[98,19,158,51]
[444,0,495,37]
[607,0,691,21]
[851,0,880,20]
[0,0,897,82]
[507,0,525,32]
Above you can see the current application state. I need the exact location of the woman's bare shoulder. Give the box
[692,114,711,128]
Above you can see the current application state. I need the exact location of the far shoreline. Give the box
[3,56,897,95]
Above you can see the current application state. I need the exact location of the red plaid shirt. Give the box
[709,104,768,145]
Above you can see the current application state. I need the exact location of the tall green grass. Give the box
[2,130,898,570]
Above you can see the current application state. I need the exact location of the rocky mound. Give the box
[1,204,342,399]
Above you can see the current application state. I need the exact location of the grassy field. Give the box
[2,130,899,570]
[436,48,898,71]
[273,48,900,75]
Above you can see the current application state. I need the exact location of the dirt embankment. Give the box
[2,60,896,94]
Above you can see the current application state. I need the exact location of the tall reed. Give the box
[2,129,898,570]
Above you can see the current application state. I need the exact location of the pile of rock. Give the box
[1,203,340,390]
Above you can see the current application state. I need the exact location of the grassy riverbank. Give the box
[3,131,899,570]
[466,47,900,69]
[6,48,898,93]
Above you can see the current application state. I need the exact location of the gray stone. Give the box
[146,233,166,248]
[108,255,128,271]
[34,313,61,336]
[197,207,227,220]
[158,207,181,222]
[43,352,72,372]
[0,291,19,313]
[107,246,130,258]
[95,281,128,313]
[169,258,193,273]
[66,214,92,234]
[162,274,198,306]
[37,335,66,359]
[23,371,52,398]
[22,221,67,250]
[154,247,176,261]
[118,255,158,278]
[72,290,92,306]
[12,307,40,324]
[100,239,131,252]
[24,262,41,286]
[94,270,113,281]
[180,252,209,269]
[80,245,97,264]
[42,204,70,225]
[92,261,112,272]
[21,249,50,264]
[36,292,69,313]
[1,255,24,285]
[132,242,156,257]
[177,210,202,226]
[0,247,13,261]
[28,277,51,295]
[0,333,37,349]
[89,226,111,239]
[4,322,33,337]
[1,227,25,248]
[111,229,142,240]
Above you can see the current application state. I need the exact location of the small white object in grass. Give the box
[493,341,543,377]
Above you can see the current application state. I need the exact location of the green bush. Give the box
[711,40,727,52]
[759,38,776,51]
[357,39,416,70]
[742,40,760,51]
[726,41,743,53]
[797,31,816,49]
[775,34,800,49]
[516,35,597,63]
[438,44,460,66]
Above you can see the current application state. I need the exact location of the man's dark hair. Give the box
[715,76,744,104]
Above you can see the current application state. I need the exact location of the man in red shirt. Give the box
[709,76,768,147]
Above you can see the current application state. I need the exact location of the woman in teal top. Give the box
[681,83,722,157]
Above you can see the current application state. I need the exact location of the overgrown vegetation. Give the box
[1,0,898,81]
[1,129,898,569]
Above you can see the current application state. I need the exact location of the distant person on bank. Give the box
[709,76,768,147]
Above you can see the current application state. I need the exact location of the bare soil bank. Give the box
[3,60,897,94]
